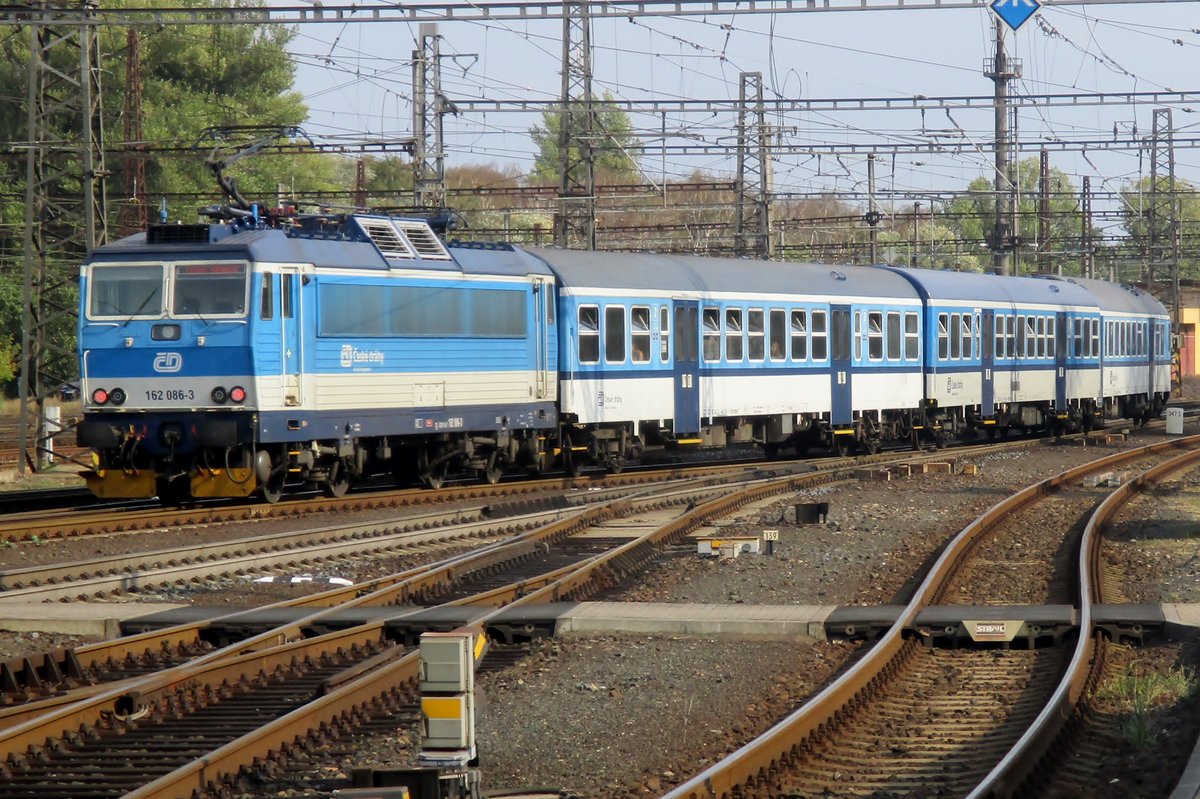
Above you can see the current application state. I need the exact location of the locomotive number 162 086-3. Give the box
[145,389,195,401]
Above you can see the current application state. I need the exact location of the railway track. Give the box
[662,435,1200,799]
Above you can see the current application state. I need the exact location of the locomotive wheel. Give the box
[323,459,351,498]
[260,473,286,504]
[481,451,502,485]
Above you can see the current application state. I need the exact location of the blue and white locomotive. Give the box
[76,208,1171,502]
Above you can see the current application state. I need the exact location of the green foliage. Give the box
[1118,175,1200,280]
[940,157,1093,275]
[529,96,640,183]
[1099,661,1196,748]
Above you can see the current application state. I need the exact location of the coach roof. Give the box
[886,266,1100,310]
[1060,276,1168,317]
[524,248,920,300]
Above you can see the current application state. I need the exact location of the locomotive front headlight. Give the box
[211,386,228,404]
[91,388,109,405]
[229,386,247,404]
[109,387,127,406]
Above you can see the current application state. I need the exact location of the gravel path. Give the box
[2,429,1199,798]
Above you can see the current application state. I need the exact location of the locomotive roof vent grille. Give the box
[147,224,211,245]
[395,220,452,260]
[358,218,415,260]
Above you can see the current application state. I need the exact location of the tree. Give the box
[1118,176,1200,282]
[529,96,640,183]
[941,157,1095,275]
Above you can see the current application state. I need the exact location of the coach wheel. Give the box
[833,435,851,457]
[481,450,503,485]
[156,476,191,508]
[419,446,448,490]
[323,459,351,498]
[562,434,583,478]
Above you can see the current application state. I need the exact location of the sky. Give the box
[282,0,1200,230]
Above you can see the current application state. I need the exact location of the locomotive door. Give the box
[280,268,302,406]
[981,310,995,417]
[672,301,700,435]
[1055,312,1068,410]
[532,277,551,399]
[830,305,853,426]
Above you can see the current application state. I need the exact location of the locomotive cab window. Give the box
[173,263,247,317]
[89,264,164,318]
[578,306,600,364]
[605,306,626,364]
[260,272,275,321]
[631,306,651,363]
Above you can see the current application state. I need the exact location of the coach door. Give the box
[1055,312,1068,410]
[280,267,302,406]
[532,277,551,399]
[673,301,700,435]
[830,305,853,426]
[1147,319,1158,399]
[981,310,995,417]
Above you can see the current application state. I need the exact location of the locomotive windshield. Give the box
[172,263,248,317]
[88,264,165,318]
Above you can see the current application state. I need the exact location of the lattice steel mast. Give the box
[554,0,596,250]
[734,72,773,259]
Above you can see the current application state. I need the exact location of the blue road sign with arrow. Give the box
[991,0,1040,31]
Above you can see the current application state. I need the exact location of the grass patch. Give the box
[1099,661,1197,748]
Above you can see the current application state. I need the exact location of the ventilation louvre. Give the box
[395,220,451,260]
[147,224,211,244]
[358,218,414,259]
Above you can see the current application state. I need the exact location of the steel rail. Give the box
[660,434,1200,799]
[967,441,1200,798]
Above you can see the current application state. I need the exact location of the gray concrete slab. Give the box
[555,602,837,639]
[0,601,188,637]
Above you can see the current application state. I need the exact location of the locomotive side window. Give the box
[281,273,294,319]
[904,312,919,360]
[867,311,883,361]
[89,264,164,318]
[631,306,651,363]
[748,309,765,361]
[605,305,626,364]
[173,263,247,316]
[810,310,828,361]
[937,313,949,360]
[790,310,808,361]
[886,312,901,360]
[260,272,275,321]
[578,306,600,364]
[725,308,744,362]
[702,308,721,362]
[659,307,670,361]
[769,309,786,361]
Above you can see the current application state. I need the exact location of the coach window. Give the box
[853,312,864,361]
[1090,319,1099,357]
[769,309,787,361]
[811,310,829,361]
[1035,317,1045,358]
[748,309,765,361]
[790,310,808,361]
[605,306,626,364]
[1047,317,1056,358]
[631,306,651,363]
[1072,318,1082,358]
[961,315,973,359]
[725,308,744,362]
[577,306,600,364]
[867,311,884,360]
[260,272,275,320]
[659,307,670,361]
[702,307,721,362]
[937,313,949,360]
[904,312,919,360]
[949,313,961,360]
[995,315,1006,359]
[886,312,901,360]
